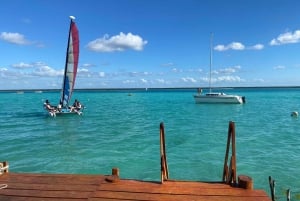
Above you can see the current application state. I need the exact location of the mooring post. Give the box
[269,176,275,201]
[160,122,169,183]
[287,189,290,201]
[238,175,253,189]
[222,121,237,186]
[105,167,120,183]
[112,167,119,177]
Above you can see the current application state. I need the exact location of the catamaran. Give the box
[44,16,84,116]
[193,34,245,104]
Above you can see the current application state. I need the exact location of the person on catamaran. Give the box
[57,101,62,112]
[44,100,55,112]
[71,99,82,112]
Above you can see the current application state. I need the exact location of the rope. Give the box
[0,162,8,189]
[0,163,9,174]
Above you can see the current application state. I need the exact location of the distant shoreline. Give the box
[1,86,300,93]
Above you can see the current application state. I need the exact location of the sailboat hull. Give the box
[194,93,245,104]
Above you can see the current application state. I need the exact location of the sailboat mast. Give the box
[209,33,213,93]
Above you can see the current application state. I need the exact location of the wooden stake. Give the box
[238,175,253,189]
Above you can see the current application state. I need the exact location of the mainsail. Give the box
[60,16,79,108]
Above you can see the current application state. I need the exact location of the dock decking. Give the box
[0,171,271,201]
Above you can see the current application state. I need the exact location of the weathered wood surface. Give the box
[0,172,271,201]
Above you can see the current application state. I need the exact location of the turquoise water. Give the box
[1,87,300,198]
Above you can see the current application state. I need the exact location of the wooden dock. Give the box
[0,171,271,201]
[0,122,272,200]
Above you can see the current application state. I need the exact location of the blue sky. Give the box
[1,0,300,89]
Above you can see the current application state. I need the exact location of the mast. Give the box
[209,33,213,93]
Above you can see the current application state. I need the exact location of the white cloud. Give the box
[270,30,300,45]
[78,68,89,73]
[87,32,148,52]
[249,44,264,50]
[181,77,197,83]
[0,32,30,45]
[0,68,8,71]
[12,62,33,68]
[140,78,148,83]
[211,76,244,83]
[156,79,165,83]
[273,65,285,70]
[33,65,62,77]
[81,63,96,68]
[218,66,241,74]
[99,72,105,77]
[215,42,264,51]
[214,42,245,51]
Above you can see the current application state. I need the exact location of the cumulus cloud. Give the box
[249,44,264,50]
[214,42,264,51]
[87,32,148,52]
[0,32,31,45]
[33,65,62,77]
[270,30,300,45]
[214,42,245,51]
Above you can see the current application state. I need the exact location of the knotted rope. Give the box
[0,162,8,189]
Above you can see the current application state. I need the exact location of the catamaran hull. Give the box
[46,110,82,117]
[193,95,245,104]
[45,107,83,117]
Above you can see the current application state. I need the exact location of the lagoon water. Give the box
[1,87,300,198]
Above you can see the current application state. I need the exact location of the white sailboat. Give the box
[44,16,83,116]
[193,34,245,104]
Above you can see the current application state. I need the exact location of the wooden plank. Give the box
[90,191,271,201]
[96,180,269,197]
[1,173,104,185]
[0,173,101,200]
[0,188,91,198]
[0,173,271,201]
[0,196,84,201]
[1,182,98,191]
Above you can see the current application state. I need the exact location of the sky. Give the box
[1,0,300,89]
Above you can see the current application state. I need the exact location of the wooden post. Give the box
[112,167,119,177]
[238,175,253,189]
[222,121,237,186]
[269,176,275,201]
[160,122,169,183]
[105,167,120,183]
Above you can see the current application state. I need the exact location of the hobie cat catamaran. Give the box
[44,16,83,116]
